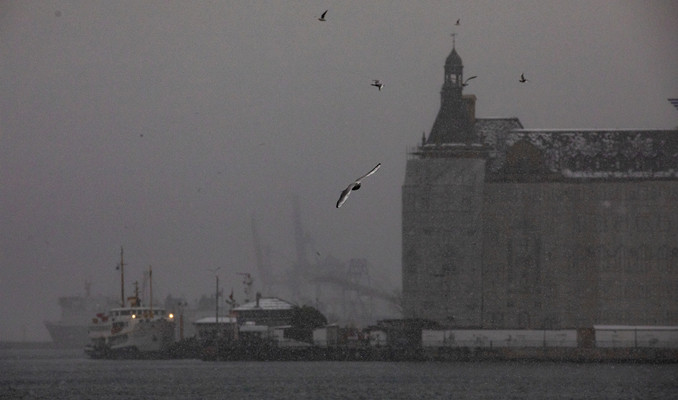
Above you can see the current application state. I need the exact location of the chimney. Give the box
[255,292,261,308]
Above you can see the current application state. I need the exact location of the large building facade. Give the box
[402,44,678,330]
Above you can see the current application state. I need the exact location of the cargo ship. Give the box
[43,282,118,348]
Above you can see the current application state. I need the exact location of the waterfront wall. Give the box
[423,329,577,348]
[421,326,678,349]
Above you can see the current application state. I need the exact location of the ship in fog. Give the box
[43,281,119,348]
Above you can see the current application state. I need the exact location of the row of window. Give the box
[110,309,166,317]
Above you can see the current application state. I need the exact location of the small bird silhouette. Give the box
[462,75,477,87]
[371,79,384,91]
[455,19,460,25]
[336,163,381,208]
[318,10,327,21]
[519,73,529,83]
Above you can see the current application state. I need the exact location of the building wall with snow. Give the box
[402,43,678,330]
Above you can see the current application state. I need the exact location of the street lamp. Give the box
[207,267,221,360]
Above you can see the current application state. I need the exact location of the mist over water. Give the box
[2,347,677,399]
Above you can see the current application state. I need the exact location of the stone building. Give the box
[402,44,678,329]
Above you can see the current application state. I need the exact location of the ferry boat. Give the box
[84,248,175,358]
[84,300,175,358]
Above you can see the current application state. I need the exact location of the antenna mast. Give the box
[149,265,153,313]
[119,246,125,307]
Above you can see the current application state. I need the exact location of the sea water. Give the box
[1,346,676,399]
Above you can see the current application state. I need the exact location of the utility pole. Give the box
[215,274,219,329]
[149,265,153,315]
[208,267,221,360]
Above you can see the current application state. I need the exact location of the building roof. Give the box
[415,116,678,180]
[232,297,295,312]
[491,129,678,180]
[445,47,463,67]
[475,117,524,147]
[414,44,678,181]
[193,316,236,324]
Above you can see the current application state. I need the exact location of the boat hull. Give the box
[85,313,175,359]
[44,321,89,348]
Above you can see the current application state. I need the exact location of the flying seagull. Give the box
[462,75,477,87]
[336,163,381,208]
[318,10,327,21]
[371,79,384,91]
[519,73,529,83]
[455,19,460,25]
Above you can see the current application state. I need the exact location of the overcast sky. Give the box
[1,1,677,341]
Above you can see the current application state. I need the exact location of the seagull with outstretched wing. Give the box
[371,79,384,91]
[336,163,381,208]
[462,75,477,87]
[318,10,327,21]
[519,73,528,83]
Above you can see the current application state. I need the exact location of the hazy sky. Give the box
[1,1,677,341]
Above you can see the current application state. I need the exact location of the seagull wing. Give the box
[336,163,381,208]
[465,75,477,82]
[321,10,327,18]
[355,163,381,182]
[336,184,354,208]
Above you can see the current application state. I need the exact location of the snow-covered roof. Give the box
[232,297,295,311]
[414,115,678,181]
[492,129,678,180]
[193,316,236,324]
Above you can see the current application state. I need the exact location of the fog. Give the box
[1,1,677,341]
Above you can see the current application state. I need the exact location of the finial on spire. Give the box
[450,32,457,49]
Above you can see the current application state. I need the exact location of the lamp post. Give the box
[177,301,188,340]
[207,267,221,360]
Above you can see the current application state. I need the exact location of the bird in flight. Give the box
[455,19,460,26]
[462,75,477,87]
[371,79,384,91]
[318,10,327,21]
[519,73,529,83]
[336,163,381,208]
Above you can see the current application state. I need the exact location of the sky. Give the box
[1,1,677,341]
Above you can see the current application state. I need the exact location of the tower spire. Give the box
[425,41,476,145]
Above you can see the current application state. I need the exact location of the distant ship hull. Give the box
[43,321,89,348]
[44,292,119,348]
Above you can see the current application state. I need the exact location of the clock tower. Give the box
[402,43,487,327]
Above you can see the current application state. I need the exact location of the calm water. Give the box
[1,347,677,399]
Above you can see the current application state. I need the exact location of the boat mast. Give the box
[119,246,125,307]
[149,265,153,313]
